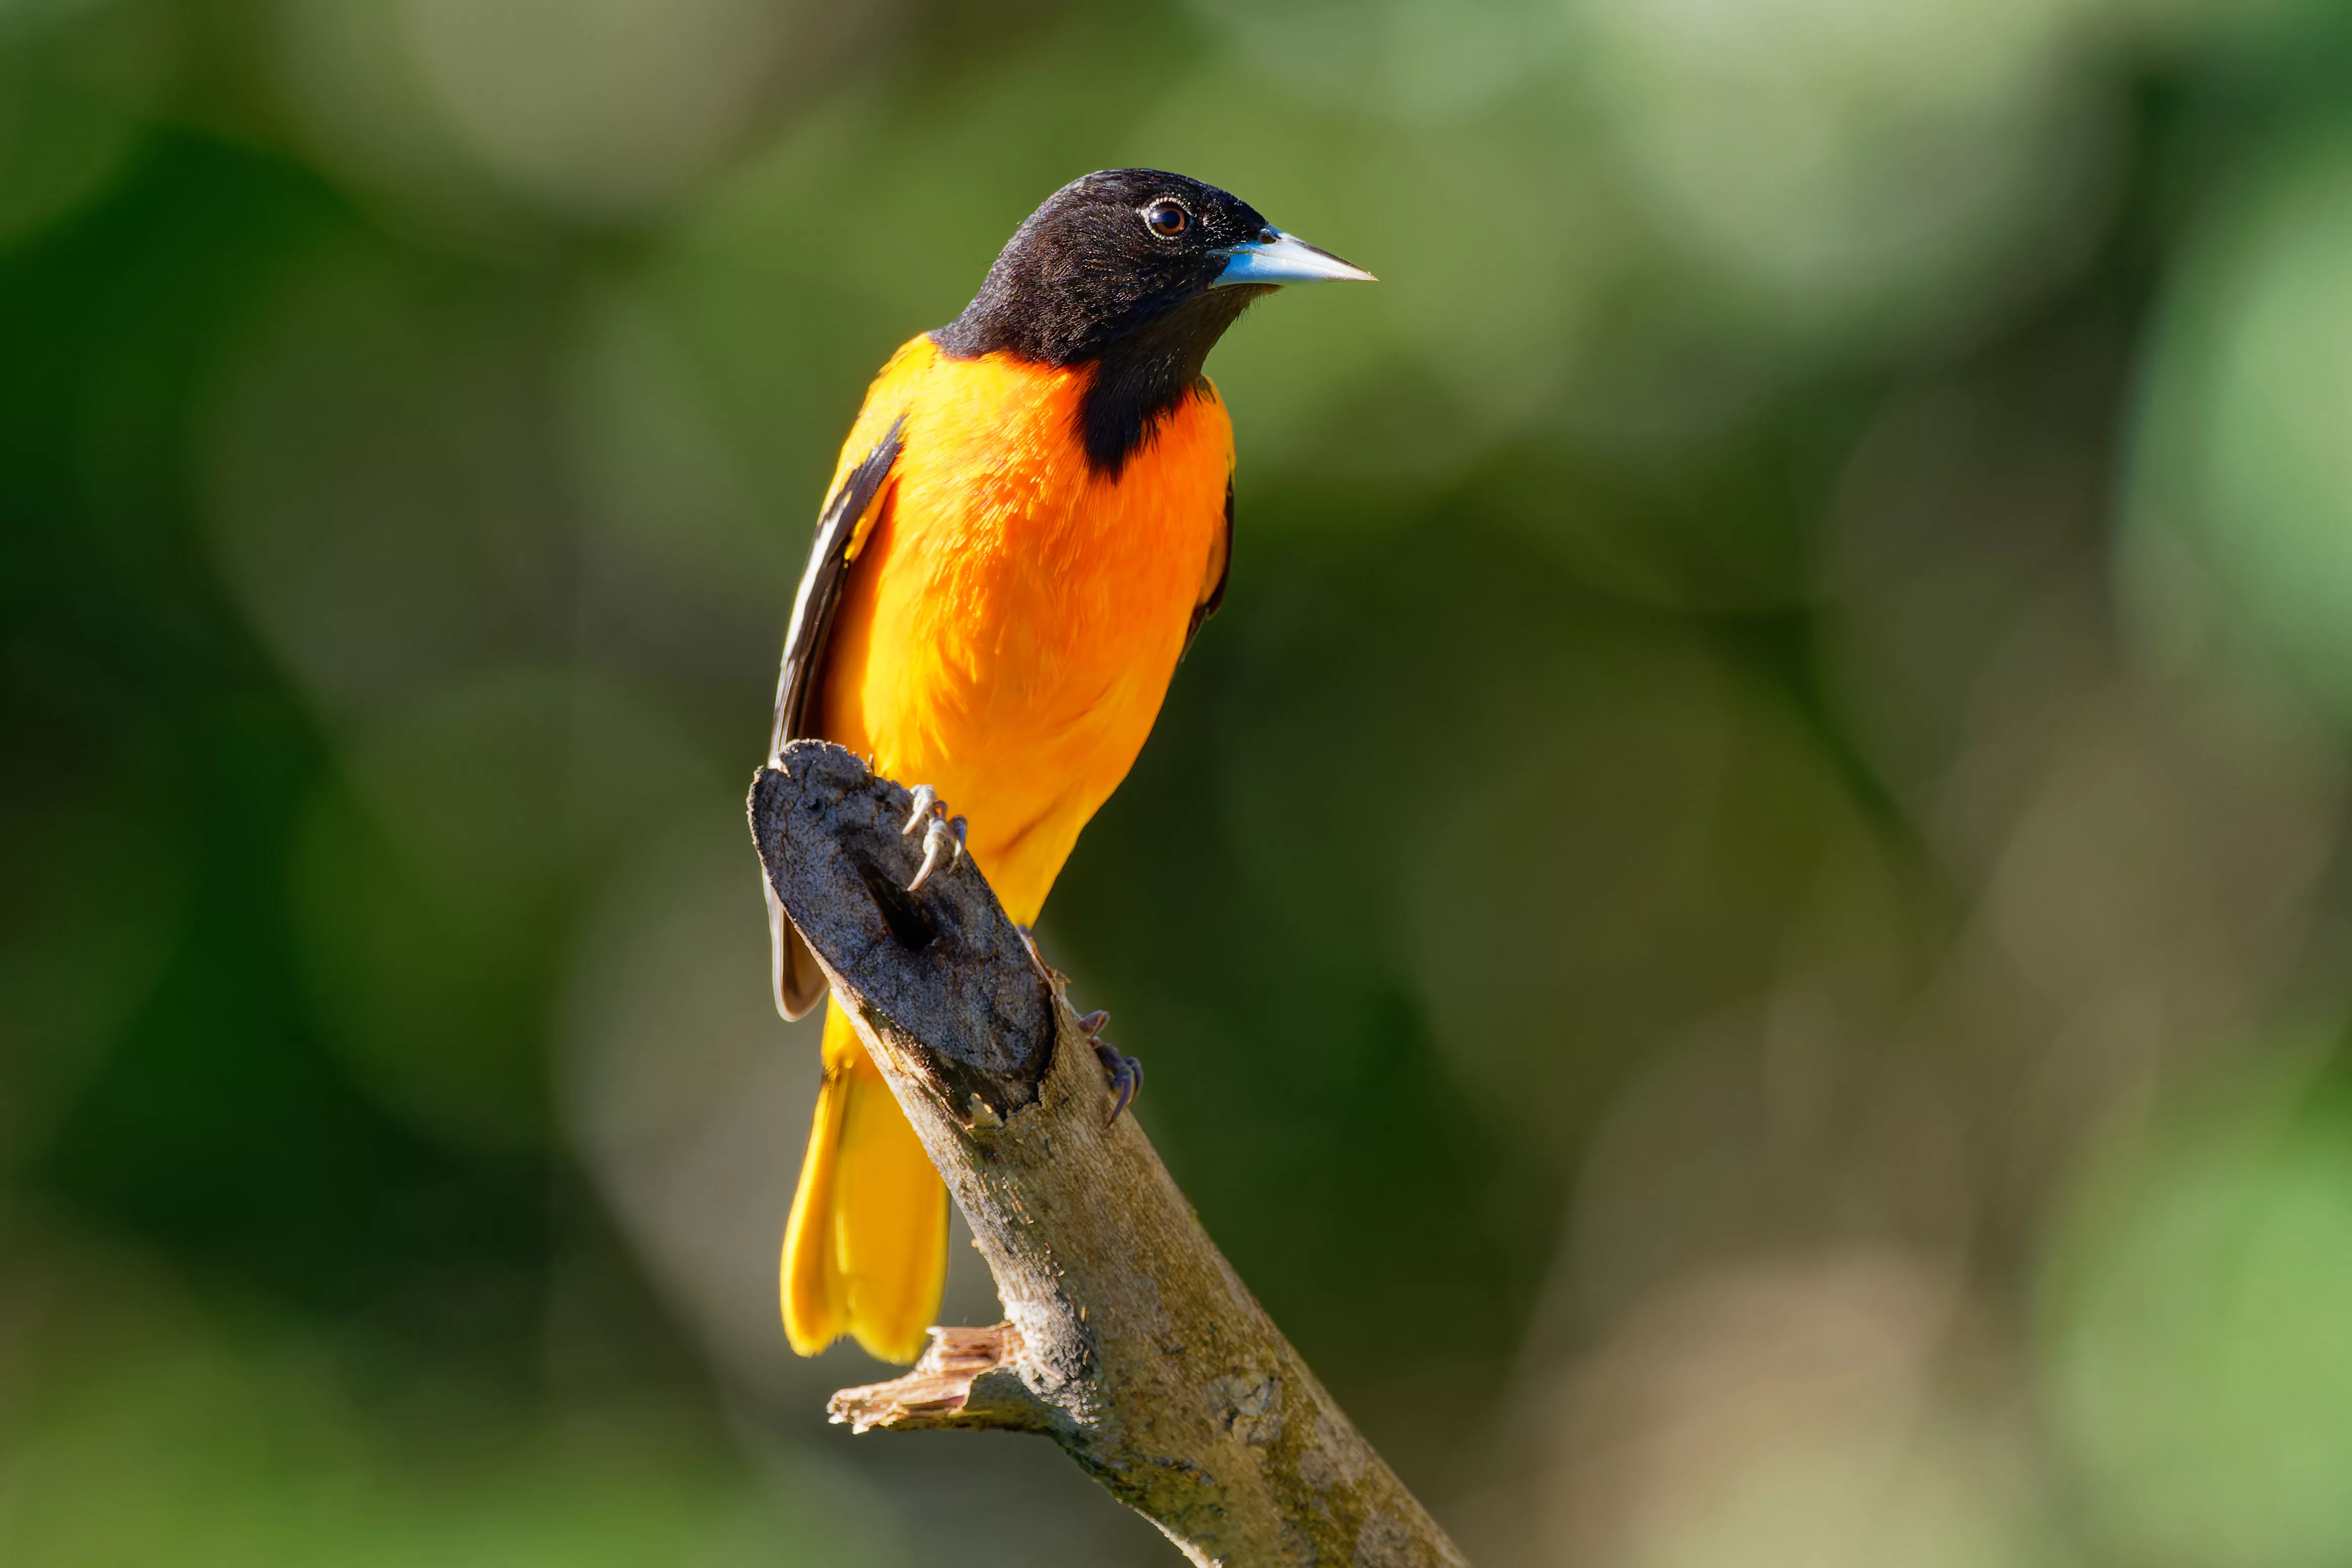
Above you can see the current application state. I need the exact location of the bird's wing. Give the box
[765,415,906,1020]
[769,415,907,762]
[1182,472,1234,661]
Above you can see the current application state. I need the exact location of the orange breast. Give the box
[814,334,1232,925]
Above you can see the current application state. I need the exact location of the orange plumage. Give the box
[818,336,1232,922]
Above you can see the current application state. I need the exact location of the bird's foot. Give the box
[900,785,967,893]
[1077,1008,1142,1125]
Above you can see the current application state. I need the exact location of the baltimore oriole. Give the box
[764,170,1372,1361]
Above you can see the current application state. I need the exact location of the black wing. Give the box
[768,416,907,760]
[765,417,905,1020]
[1181,473,1234,661]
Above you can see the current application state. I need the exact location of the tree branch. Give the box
[749,742,1468,1568]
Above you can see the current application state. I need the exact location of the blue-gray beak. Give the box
[1211,230,1377,288]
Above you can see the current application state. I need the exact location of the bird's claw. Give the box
[1095,1042,1142,1125]
[900,785,966,893]
[1080,1010,1140,1124]
[901,785,938,837]
[908,812,966,893]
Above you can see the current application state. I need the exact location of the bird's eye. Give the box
[1258,227,1278,244]
[1144,201,1189,238]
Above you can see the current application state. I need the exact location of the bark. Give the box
[748,742,1468,1568]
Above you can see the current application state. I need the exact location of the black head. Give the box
[935,170,1278,367]
[932,170,1369,473]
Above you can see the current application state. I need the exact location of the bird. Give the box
[763,169,1373,1363]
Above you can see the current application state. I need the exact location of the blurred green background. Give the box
[10,0,2352,1561]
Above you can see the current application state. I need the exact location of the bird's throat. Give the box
[1076,284,1271,476]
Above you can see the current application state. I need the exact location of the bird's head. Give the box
[935,169,1374,369]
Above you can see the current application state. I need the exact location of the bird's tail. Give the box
[780,1000,947,1363]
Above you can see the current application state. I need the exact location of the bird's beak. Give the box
[1211,230,1377,287]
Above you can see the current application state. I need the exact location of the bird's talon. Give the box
[901,785,939,837]
[900,790,967,894]
[908,815,960,892]
[1094,1040,1142,1125]
[1076,1009,1109,1038]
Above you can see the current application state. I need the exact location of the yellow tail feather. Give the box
[780,1002,947,1363]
